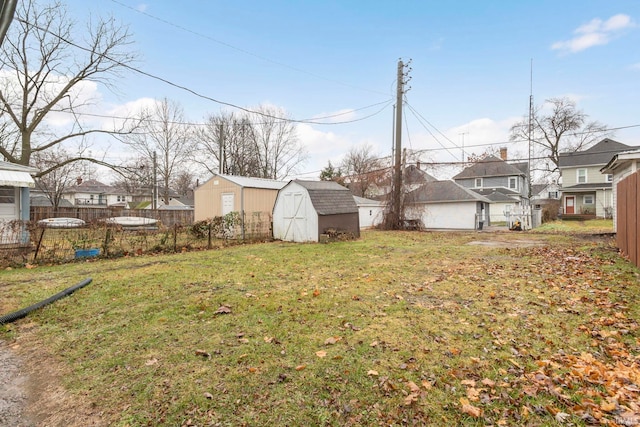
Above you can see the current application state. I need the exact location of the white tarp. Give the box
[0,170,35,187]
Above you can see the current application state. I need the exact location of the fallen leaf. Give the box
[461,379,476,387]
[324,336,342,345]
[215,305,232,314]
[459,397,482,418]
[248,367,257,373]
[404,392,419,406]
[367,370,379,376]
[264,336,274,343]
[295,365,306,371]
[204,392,214,399]
[145,358,158,366]
[195,349,211,359]
[407,381,421,393]
[315,350,327,358]
[481,378,496,387]
[370,341,379,347]
[313,289,320,297]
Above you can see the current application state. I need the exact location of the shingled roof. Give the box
[405,180,491,204]
[558,138,633,168]
[293,180,358,215]
[452,156,527,180]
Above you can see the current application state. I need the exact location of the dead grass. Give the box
[1,230,638,426]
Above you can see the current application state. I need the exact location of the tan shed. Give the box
[194,174,286,237]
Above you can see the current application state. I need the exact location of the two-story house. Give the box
[62,179,131,208]
[558,138,633,218]
[452,151,529,224]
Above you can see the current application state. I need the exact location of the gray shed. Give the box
[272,180,360,242]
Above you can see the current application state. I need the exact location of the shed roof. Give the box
[452,155,527,179]
[405,180,491,204]
[293,180,358,215]
[210,174,287,190]
[559,138,633,168]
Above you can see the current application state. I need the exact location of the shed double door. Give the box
[282,192,306,241]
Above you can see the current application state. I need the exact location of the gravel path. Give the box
[0,340,34,427]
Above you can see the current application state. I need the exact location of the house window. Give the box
[117,195,126,202]
[583,195,594,204]
[508,177,518,190]
[606,174,613,182]
[548,191,558,199]
[577,169,587,184]
[0,186,15,204]
[474,178,482,188]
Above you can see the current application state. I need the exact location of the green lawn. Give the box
[1,230,638,426]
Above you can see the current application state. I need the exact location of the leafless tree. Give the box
[121,98,194,205]
[510,97,609,175]
[249,105,306,180]
[172,170,197,197]
[194,111,259,176]
[32,147,92,208]
[341,143,385,197]
[0,0,137,176]
[195,105,306,180]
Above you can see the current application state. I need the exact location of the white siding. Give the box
[406,202,478,230]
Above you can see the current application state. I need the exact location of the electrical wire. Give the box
[109,0,389,97]
[14,17,393,126]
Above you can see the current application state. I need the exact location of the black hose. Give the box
[0,278,92,324]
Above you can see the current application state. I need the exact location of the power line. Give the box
[15,17,393,126]
[109,0,389,97]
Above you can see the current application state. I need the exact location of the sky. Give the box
[56,0,640,182]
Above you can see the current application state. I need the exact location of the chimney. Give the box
[499,147,508,161]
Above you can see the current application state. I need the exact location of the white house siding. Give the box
[406,201,478,230]
[272,182,318,242]
[359,206,384,229]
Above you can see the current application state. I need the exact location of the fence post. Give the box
[207,221,212,250]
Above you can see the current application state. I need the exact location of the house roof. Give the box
[452,155,527,180]
[562,183,613,192]
[558,138,633,168]
[471,188,520,202]
[0,160,38,187]
[353,195,385,207]
[293,180,358,215]
[65,179,116,194]
[205,174,287,190]
[404,164,437,185]
[405,180,491,204]
[530,183,549,196]
[29,195,74,207]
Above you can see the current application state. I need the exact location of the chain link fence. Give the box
[0,212,273,268]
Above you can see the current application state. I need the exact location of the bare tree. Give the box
[194,111,259,176]
[111,156,153,195]
[32,147,92,208]
[172,170,196,197]
[341,143,385,197]
[510,97,609,174]
[121,98,194,205]
[0,0,136,175]
[249,105,306,180]
[195,105,306,180]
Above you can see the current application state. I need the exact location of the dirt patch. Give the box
[467,238,544,248]
[1,330,107,427]
[0,340,33,427]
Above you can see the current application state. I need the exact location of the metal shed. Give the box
[273,180,360,242]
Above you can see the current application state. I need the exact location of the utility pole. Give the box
[390,59,411,229]
[152,151,157,210]
[527,59,534,202]
[218,123,224,174]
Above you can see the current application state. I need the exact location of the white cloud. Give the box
[551,14,635,54]
[631,63,640,70]
[136,4,148,12]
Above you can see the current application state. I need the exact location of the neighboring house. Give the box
[353,196,385,229]
[273,180,360,242]
[369,163,437,198]
[404,180,492,230]
[558,138,633,218]
[195,174,286,238]
[530,182,562,215]
[0,160,38,244]
[62,179,132,208]
[601,148,640,232]
[452,152,529,223]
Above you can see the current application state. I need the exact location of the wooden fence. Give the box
[616,171,639,268]
[30,206,194,227]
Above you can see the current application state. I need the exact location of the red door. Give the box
[565,196,575,214]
